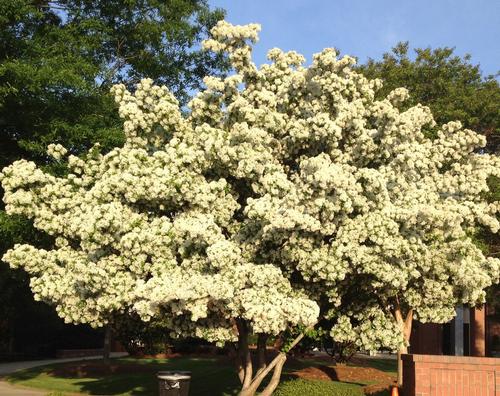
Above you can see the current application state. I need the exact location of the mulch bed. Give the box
[291,364,396,394]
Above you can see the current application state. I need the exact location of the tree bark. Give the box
[103,325,112,363]
[256,334,268,374]
[236,343,246,385]
[8,328,14,354]
[394,306,413,387]
[236,320,253,389]
[259,354,287,396]
[236,322,309,396]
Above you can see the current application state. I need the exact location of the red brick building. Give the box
[410,305,500,357]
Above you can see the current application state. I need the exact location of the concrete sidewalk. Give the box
[0,352,128,395]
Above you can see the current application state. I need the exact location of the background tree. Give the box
[2,21,499,394]
[0,0,226,358]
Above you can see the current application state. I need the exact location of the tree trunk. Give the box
[394,307,413,387]
[239,350,288,396]
[8,327,14,354]
[259,354,287,396]
[236,321,308,396]
[256,334,268,374]
[103,325,112,363]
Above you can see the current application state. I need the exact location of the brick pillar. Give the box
[471,306,486,357]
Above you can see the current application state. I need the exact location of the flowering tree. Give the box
[2,21,500,393]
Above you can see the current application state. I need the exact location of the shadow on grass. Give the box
[7,357,242,396]
[6,366,46,382]
[75,373,155,396]
[350,358,397,374]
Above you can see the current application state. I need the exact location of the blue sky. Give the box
[209,0,499,77]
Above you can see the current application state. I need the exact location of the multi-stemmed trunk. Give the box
[394,306,413,387]
[235,320,306,396]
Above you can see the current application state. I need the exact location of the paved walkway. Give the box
[0,352,128,395]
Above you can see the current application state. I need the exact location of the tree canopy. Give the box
[2,21,499,394]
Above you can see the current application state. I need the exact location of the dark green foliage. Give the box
[0,0,227,358]
[0,0,226,161]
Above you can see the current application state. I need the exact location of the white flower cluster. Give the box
[46,143,68,160]
[1,22,499,350]
[331,308,405,352]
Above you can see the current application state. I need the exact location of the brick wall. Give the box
[402,354,500,396]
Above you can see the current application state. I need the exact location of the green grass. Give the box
[274,378,363,396]
[46,393,70,396]
[4,356,374,395]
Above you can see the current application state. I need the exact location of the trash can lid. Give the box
[157,371,191,380]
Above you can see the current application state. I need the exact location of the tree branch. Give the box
[259,354,287,396]
[243,328,310,395]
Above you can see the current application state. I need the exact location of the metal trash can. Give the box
[157,371,191,396]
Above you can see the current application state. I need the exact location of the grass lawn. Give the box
[4,356,396,395]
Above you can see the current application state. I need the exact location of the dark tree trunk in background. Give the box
[103,325,112,362]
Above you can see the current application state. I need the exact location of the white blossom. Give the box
[1,22,499,350]
[46,143,68,160]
